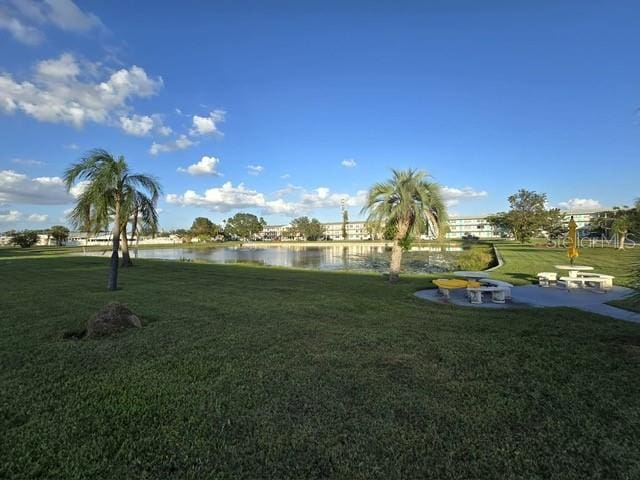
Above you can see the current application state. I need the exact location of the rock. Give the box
[86,302,141,338]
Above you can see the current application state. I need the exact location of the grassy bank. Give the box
[2,251,640,478]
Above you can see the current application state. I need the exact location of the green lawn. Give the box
[490,242,640,313]
[2,248,640,478]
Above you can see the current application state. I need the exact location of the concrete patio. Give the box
[415,285,640,322]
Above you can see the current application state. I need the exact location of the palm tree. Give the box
[64,149,162,290]
[362,169,448,283]
[120,189,160,267]
[612,216,631,250]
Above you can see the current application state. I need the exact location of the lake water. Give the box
[113,244,464,274]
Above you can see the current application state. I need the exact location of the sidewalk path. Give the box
[415,285,640,323]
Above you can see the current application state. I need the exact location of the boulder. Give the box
[86,302,141,338]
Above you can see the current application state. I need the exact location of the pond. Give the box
[109,244,464,274]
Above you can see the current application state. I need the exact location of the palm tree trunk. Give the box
[389,220,410,284]
[389,242,403,283]
[131,207,139,259]
[121,222,132,267]
[108,202,121,291]
[618,232,627,250]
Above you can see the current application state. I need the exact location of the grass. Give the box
[2,247,640,478]
[491,242,640,313]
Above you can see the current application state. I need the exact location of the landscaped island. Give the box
[1,244,639,478]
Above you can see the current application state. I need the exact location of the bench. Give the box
[466,286,508,304]
[433,279,469,300]
[577,273,614,289]
[559,276,610,292]
[479,279,513,299]
[537,272,558,287]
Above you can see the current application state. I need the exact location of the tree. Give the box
[342,209,349,240]
[11,230,39,248]
[120,189,161,267]
[487,189,550,243]
[225,213,265,240]
[49,225,70,246]
[362,169,448,283]
[173,229,193,243]
[190,217,220,241]
[542,208,567,240]
[290,216,324,240]
[593,202,639,249]
[65,149,161,290]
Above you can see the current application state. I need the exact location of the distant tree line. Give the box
[487,189,640,248]
[486,189,566,243]
[5,225,71,248]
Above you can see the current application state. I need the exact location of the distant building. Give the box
[261,221,371,241]
[258,209,607,241]
[446,215,502,239]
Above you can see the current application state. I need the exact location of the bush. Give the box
[11,230,39,248]
[456,248,493,271]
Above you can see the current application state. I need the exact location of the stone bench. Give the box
[467,286,508,304]
[559,276,610,292]
[479,279,513,299]
[577,273,614,289]
[537,272,558,287]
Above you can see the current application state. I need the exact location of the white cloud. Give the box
[0,169,73,204]
[177,156,222,176]
[157,125,172,136]
[0,9,43,45]
[341,158,357,168]
[0,209,22,222]
[557,198,602,211]
[38,0,102,32]
[64,142,79,150]
[166,181,267,213]
[167,183,365,217]
[68,180,89,198]
[27,213,48,222]
[119,113,170,136]
[441,186,488,206]
[36,52,80,79]
[149,134,196,155]
[0,0,101,46]
[0,53,162,128]
[189,110,225,136]
[12,158,44,166]
[300,187,366,209]
[247,165,264,175]
[281,173,291,179]
[119,114,154,136]
[275,184,304,198]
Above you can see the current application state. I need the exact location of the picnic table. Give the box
[554,265,593,278]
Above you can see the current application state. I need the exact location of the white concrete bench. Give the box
[537,272,558,287]
[577,273,614,289]
[479,279,513,299]
[559,276,610,292]
[467,286,508,304]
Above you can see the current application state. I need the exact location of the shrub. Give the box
[12,230,39,248]
[456,248,493,271]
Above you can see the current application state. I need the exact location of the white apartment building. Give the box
[259,210,606,241]
[446,215,501,239]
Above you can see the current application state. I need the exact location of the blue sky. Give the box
[1,0,639,230]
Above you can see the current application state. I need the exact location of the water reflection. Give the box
[124,244,462,274]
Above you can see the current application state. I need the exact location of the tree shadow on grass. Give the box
[503,272,538,283]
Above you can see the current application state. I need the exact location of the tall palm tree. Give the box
[120,189,160,267]
[64,149,162,290]
[362,169,448,283]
